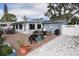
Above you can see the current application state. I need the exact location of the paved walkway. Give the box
[27,35,79,56]
[3,33,56,56]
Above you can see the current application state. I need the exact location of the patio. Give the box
[3,33,56,56]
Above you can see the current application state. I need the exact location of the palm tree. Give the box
[1,3,16,22]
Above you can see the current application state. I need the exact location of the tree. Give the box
[4,3,8,15]
[45,3,79,24]
[1,3,16,22]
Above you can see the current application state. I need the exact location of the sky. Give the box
[0,3,49,21]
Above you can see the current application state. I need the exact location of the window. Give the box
[13,25,15,29]
[19,24,22,29]
[16,24,18,29]
[37,24,41,29]
[29,24,35,30]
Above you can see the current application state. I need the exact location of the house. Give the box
[12,19,67,34]
[12,21,43,34]
[43,20,67,33]
[0,18,67,34]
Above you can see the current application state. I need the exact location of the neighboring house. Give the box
[0,22,14,30]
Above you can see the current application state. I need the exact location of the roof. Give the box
[11,20,67,25]
[43,20,65,24]
[12,21,42,24]
[0,22,15,25]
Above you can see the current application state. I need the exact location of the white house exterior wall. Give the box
[43,20,67,33]
[43,24,58,33]
[27,23,43,34]
[43,23,64,33]
[14,22,43,34]
[26,23,29,34]
[15,23,26,34]
[13,20,67,34]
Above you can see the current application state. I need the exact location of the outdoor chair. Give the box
[28,33,37,44]
[28,30,44,44]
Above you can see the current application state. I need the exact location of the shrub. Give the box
[6,29,15,34]
[0,30,4,37]
[0,37,4,45]
[0,45,13,56]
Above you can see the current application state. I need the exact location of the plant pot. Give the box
[20,46,28,55]
[43,31,46,35]
[10,49,16,56]
[0,45,15,56]
[26,46,31,51]
[55,29,60,35]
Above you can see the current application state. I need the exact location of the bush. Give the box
[0,45,13,56]
[6,29,15,34]
[0,30,4,37]
[0,37,4,45]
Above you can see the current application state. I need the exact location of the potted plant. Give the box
[0,31,16,56]
[16,40,31,55]
[0,44,16,56]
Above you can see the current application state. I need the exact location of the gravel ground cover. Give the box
[27,35,79,56]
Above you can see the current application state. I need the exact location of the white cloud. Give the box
[9,9,40,17]
[33,4,48,12]
[8,3,48,21]
[0,3,48,21]
[0,9,3,19]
